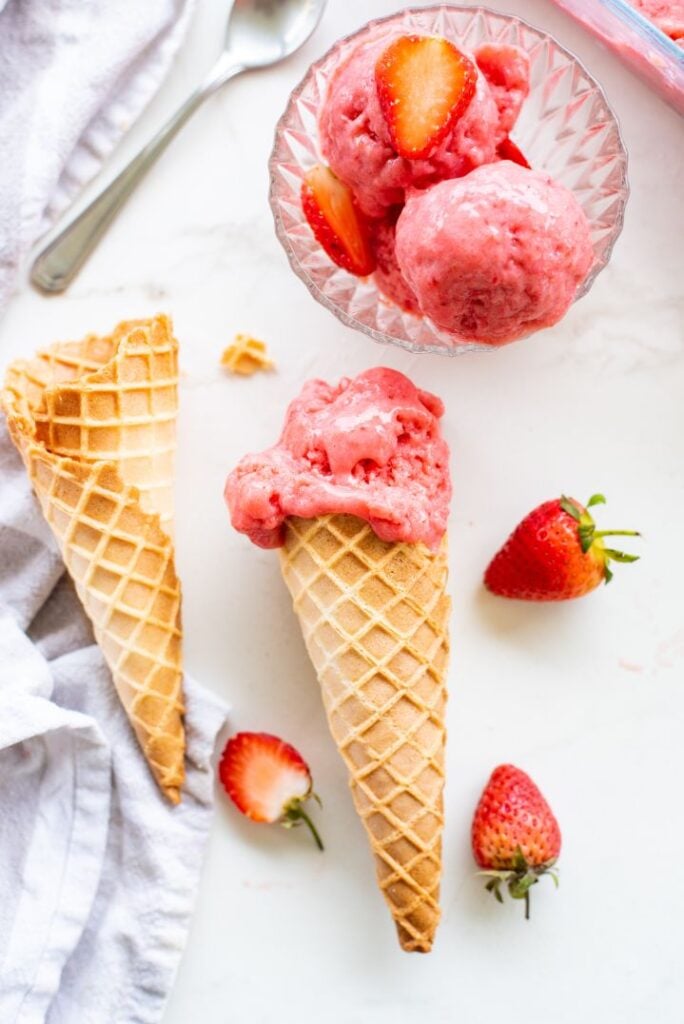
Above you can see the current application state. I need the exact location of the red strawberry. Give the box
[472,764,561,918]
[375,35,477,160]
[475,43,530,97]
[219,732,323,849]
[484,493,640,600]
[475,43,531,136]
[301,164,375,276]
[496,136,530,168]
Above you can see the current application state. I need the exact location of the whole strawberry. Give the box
[485,493,640,600]
[472,764,561,918]
[219,732,323,850]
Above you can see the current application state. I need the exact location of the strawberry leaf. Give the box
[484,877,505,904]
[603,549,640,564]
[578,523,595,553]
[587,493,606,508]
[559,496,582,521]
[513,846,529,873]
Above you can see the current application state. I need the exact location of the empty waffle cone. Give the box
[280,514,450,952]
[2,315,185,802]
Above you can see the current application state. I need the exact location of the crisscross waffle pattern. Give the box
[4,316,178,527]
[2,317,185,803]
[280,515,450,952]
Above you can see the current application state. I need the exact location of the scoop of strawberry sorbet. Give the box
[225,368,451,550]
[370,214,420,313]
[319,31,501,219]
[395,161,595,345]
[475,44,531,137]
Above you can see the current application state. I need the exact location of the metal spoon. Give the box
[31,0,327,294]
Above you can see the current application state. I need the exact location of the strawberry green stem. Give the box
[481,850,558,918]
[594,529,641,539]
[297,807,324,851]
[282,796,325,850]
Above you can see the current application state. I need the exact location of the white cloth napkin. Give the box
[0,0,195,312]
[0,417,229,1024]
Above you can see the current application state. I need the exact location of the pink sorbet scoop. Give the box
[395,161,595,345]
[225,368,451,550]
[318,30,501,219]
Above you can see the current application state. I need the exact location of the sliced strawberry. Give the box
[497,136,531,169]
[219,731,323,849]
[301,164,375,276]
[375,35,477,160]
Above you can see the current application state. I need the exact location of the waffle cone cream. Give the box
[280,514,450,952]
[2,315,185,802]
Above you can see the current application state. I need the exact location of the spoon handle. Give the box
[31,55,245,294]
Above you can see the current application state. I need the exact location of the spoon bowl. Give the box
[31,0,328,293]
[226,0,327,68]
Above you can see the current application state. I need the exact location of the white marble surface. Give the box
[2,2,683,1022]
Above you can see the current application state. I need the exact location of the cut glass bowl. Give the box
[269,5,629,355]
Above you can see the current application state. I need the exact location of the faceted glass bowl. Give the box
[268,5,629,356]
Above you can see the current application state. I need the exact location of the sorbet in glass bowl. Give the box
[269,5,629,355]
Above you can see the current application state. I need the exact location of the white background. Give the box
[1,1,683,1022]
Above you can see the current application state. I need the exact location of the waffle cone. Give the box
[2,315,185,802]
[280,514,450,952]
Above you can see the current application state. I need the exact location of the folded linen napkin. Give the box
[0,417,229,1024]
[0,0,195,312]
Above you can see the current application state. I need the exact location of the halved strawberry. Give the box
[219,731,323,849]
[497,136,531,169]
[375,35,477,160]
[301,164,375,276]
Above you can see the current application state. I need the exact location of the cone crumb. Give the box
[220,334,275,376]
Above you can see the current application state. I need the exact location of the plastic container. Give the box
[550,0,684,115]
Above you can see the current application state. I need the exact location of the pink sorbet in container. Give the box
[395,161,595,346]
[548,0,683,113]
[225,368,450,550]
[629,0,684,42]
